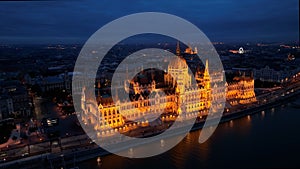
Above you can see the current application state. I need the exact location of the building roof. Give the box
[43,76,64,84]
[169,56,188,69]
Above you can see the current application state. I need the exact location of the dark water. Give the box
[79,96,300,169]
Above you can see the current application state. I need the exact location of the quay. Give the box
[1,80,300,169]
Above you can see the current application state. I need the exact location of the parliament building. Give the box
[80,44,256,135]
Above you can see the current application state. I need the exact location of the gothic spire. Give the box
[204,59,210,77]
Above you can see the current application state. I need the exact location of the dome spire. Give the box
[176,41,181,56]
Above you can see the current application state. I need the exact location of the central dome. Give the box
[169,56,188,69]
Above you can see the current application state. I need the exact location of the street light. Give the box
[97,156,101,163]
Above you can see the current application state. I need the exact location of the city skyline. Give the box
[0,37,299,168]
[0,1,300,168]
[0,0,299,44]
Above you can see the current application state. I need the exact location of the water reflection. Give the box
[229,120,233,128]
[79,96,300,169]
[247,115,251,122]
[261,110,265,119]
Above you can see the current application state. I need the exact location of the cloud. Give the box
[0,0,298,43]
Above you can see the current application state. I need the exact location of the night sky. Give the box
[0,0,298,44]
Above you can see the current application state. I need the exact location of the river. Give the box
[78,95,300,169]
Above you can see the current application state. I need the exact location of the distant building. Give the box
[184,45,198,54]
[226,74,257,106]
[24,72,72,92]
[41,76,65,92]
[229,47,248,54]
[0,95,14,120]
[253,66,295,83]
[0,80,33,118]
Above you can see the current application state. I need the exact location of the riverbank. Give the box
[52,89,300,169]
[1,85,300,169]
[79,90,300,169]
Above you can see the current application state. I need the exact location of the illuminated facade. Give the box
[81,45,256,133]
[184,45,198,54]
[229,47,245,54]
[226,74,257,105]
